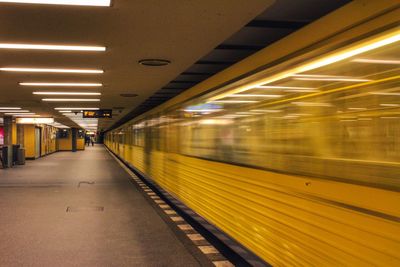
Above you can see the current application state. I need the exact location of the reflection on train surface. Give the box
[106,27,400,265]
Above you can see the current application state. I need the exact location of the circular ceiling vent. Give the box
[120,93,138,97]
[138,59,171,66]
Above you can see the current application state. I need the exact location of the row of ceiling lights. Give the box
[1,0,171,130]
[0,0,113,129]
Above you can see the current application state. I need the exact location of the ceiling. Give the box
[0,0,350,131]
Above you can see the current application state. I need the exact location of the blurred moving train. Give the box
[106,2,400,266]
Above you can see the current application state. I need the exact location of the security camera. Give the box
[74,111,78,115]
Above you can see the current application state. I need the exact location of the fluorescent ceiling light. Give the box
[256,86,319,93]
[285,89,320,93]
[292,74,370,82]
[16,117,54,124]
[371,92,400,96]
[55,107,99,110]
[292,102,333,107]
[236,112,262,115]
[348,107,367,110]
[183,109,222,112]
[218,114,251,118]
[0,68,103,74]
[0,0,111,6]
[380,104,400,107]
[13,114,41,117]
[228,94,282,98]
[20,82,102,87]
[0,110,30,113]
[352,58,400,64]
[34,92,101,95]
[0,107,21,110]
[210,30,400,100]
[209,100,258,103]
[5,112,36,115]
[250,109,282,113]
[256,86,315,90]
[58,110,72,113]
[380,117,399,119]
[42,98,100,102]
[0,43,105,51]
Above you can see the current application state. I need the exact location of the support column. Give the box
[71,128,77,152]
[17,124,24,148]
[3,116,13,168]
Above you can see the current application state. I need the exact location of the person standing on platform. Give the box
[90,136,95,146]
[85,135,90,146]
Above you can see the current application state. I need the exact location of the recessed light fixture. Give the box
[34,92,101,95]
[0,43,106,51]
[0,68,104,74]
[138,59,171,66]
[0,107,21,110]
[55,107,99,110]
[0,0,111,6]
[42,98,100,102]
[20,82,103,87]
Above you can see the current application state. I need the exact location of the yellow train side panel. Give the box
[127,149,399,266]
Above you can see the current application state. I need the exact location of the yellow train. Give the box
[106,2,400,266]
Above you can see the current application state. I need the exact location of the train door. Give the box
[35,127,41,159]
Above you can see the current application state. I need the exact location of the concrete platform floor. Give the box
[0,146,212,267]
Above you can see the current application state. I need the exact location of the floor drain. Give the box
[66,206,104,212]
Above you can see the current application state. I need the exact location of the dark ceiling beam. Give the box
[159,90,185,94]
[169,80,198,84]
[216,44,265,50]
[246,19,309,29]
[181,72,215,75]
[196,60,235,65]
[160,87,185,91]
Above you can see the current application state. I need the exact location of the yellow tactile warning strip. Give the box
[107,150,234,267]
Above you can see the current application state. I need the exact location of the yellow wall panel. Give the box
[23,125,35,158]
[77,138,85,150]
[12,122,17,145]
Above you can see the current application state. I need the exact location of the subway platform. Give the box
[0,146,228,267]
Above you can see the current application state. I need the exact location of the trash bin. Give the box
[12,144,20,165]
[17,148,25,165]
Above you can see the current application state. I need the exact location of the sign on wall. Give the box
[83,109,112,118]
